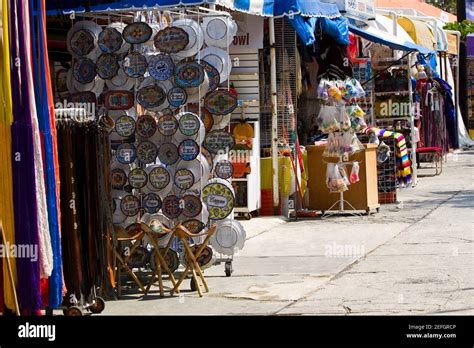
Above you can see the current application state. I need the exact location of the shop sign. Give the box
[322,0,375,20]
[230,13,263,50]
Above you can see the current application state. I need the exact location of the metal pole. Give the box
[445,30,461,147]
[269,18,280,211]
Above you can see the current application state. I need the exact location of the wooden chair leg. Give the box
[115,251,146,293]
[190,267,203,297]
[156,262,164,298]
[172,265,190,295]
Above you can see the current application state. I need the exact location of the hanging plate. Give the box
[167,87,187,108]
[135,114,157,138]
[148,166,171,191]
[182,219,206,234]
[210,219,246,256]
[204,90,238,115]
[201,147,214,173]
[137,85,166,109]
[214,160,234,180]
[98,27,124,53]
[123,22,153,44]
[111,168,127,190]
[115,115,136,138]
[72,58,96,84]
[116,143,137,164]
[148,54,175,81]
[203,130,235,155]
[173,18,204,58]
[157,142,179,165]
[123,51,148,78]
[128,168,148,189]
[104,90,135,110]
[67,21,101,58]
[178,139,200,161]
[157,114,179,136]
[96,53,119,80]
[120,195,141,217]
[181,195,202,218]
[201,109,214,133]
[153,26,189,54]
[143,193,162,214]
[200,60,221,92]
[174,61,204,88]
[174,168,195,191]
[200,46,232,83]
[162,195,182,219]
[177,112,200,137]
[105,68,135,91]
[202,182,235,220]
[68,91,97,105]
[136,141,158,164]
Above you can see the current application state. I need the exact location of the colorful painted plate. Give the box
[120,195,141,217]
[162,195,182,219]
[104,91,135,110]
[116,143,137,164]
[135,115,157,138]
[115,115,136,138]
[123,22,153,44]
[111,168,127,190]
[174,168,195,190]
[158,142,179,165]
[202,182,235,220]
[174,61,204,88]
[96,53,120,80]
[154,26,189,54]
[67,21,101,58]
[98,27,124,53]
[68,91,97,105]
[182,219,206,234]
[201,109,214,133]
[167,87,187,107]
[181,195,202,218]
[204,90,238,115]
[148,166,170,191]
[128,168,148,189]
[72,58,96,84]
[200,60,221,92]
[178,112,200,137]
[123,51,148,78]
[148,54,175,81]
[137,85,166,109]
[203,130,235,154]
[157,114,179,136]
[178,139,200,161]
[143,193,162,214]
[215,160,234,179]
[200,46,232,83]
[137,141,158,164]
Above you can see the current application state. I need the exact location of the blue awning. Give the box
[348,23,436,55]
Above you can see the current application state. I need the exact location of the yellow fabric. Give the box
[278,157,292,197]
[260,157,273,190]
[0,0,18,312]
[397,17,436,50]
[300,150,308,196]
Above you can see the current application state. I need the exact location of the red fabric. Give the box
[416,147,443,153]
[40,278,49,308]
[348,33,358,62]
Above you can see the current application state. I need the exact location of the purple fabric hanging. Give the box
[10,0,42,313]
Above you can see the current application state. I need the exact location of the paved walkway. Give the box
[103,151,474,315]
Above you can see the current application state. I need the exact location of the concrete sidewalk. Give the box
[102,151,474,315]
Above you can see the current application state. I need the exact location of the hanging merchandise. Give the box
[123,22,153,44]
[148,53,175,81]
[173,18,204,58]
[153,26,189,53]
[136,114,157,139]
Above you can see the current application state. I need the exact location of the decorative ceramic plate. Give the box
[200,60,221,92]
[158,142,179,165]
[98,27,123,53]
[135,114,157,138]
[178,112,200,137]
[200,46,232,84]
[150,248,179,273]
[201,109,214,133]
[115,115,136,138]
[174,61,204,88]
[162,195,182,219]
[210,219,246,256]
[202,182,235,220]
[123,51,148,78]
[148,166,170,191]
[96,53,120,80]
[167,87,187,107]
[203,130,235,154]
[123,22,153,44]
[68,91,97,105]
[72,58,96,84]
[154,27,189,54]
[202,16,237,48]
[116,143,137,164]
[215,160,234,180]
[181,245,214,269]
[201,147,214,172]
[136,85,166,109]
[204,90,238,115]
[127,168,147,189]
[173,18,204,58]
[157,114,179,136]
[104,91,135,110]
[120,195,141,217]
[137,141,158,164]
[106,68,135,91]
[143,193,162,214]
[174,168,195,190]
[111,168,127,190]
[181,195,202,218]
[178,139,200,161]
[148,54,175,81]
[182,219,206,234]
[69,29,96,57]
